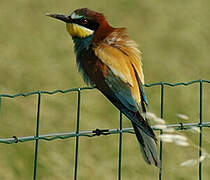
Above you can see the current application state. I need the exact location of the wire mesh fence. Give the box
[0,79,210,180]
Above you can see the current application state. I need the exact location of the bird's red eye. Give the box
[81,18,88,25]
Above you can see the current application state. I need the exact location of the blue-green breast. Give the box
[72,35,95,85]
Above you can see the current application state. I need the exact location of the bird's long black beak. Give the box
[46,13,72,23]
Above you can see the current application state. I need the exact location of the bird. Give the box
[47,8,160,167]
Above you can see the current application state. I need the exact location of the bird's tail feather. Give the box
[102,92,160,167]
[132,122,160,168]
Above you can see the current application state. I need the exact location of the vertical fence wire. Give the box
[74,89,81,180]
[118,112,123,180]
[159,83,164,180]
[33,92,41,180]
[199,81,203,180]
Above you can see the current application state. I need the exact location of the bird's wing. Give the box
[93,28,146,112]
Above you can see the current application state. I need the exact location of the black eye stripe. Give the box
[71,18,99,31]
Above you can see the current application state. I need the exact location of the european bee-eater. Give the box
[47,8,160,167]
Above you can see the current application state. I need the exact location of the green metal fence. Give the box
[0,80,210,180]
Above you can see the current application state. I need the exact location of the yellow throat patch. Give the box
[66,23,94,38]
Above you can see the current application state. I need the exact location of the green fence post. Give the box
[74,89,81,180]
[33,92,41,180]
[159,83,164,180]
[199,81,203,180]
[118,112,123,180]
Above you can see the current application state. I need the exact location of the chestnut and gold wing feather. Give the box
[93,28,146,112]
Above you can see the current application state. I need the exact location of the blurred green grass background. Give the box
[0,0,210,179]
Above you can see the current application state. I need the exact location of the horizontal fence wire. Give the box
[0,122,210,144]
[0,79,210,180]
[0,79,209,98]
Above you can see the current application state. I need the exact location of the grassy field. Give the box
[0,0,210,179]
